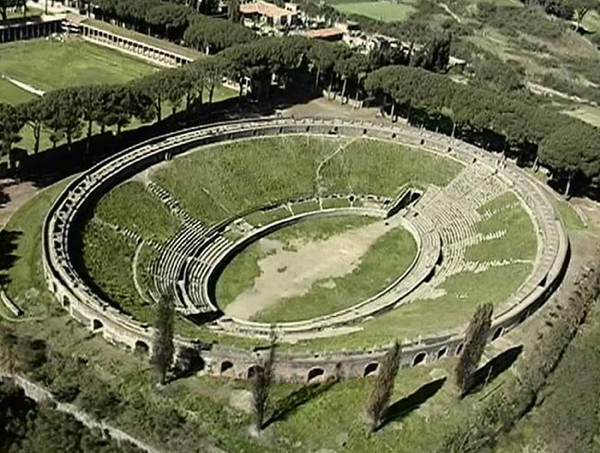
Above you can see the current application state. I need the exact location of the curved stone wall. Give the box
[42,117,570,381]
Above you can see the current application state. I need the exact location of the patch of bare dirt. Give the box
[224,215,404,320]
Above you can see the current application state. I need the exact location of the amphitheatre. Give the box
[42,116,569,383]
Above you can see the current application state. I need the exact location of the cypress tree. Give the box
[150,295,175,386]
[365,341,402,432]
[251,342,276,431]
[455,303,494,397]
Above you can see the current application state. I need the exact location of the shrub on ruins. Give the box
[250,342,276,431]
[364,341,402,433]
[151,295,175,386]
[455,303,493,398]
[77,379,122,421]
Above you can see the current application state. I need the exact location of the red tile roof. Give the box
[240,1,292,19]
[305,28,344,39]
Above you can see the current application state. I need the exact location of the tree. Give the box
[150,295,175,386]
[41,89,83,150]
[0,102,24,157]
[228,0,241,23]
[364,341,402,433]
[455,303,493,398]
[250,342,276,431]
[410,32,451,73]
[145,3,192,40]
[540,121,600,197]
[20,98,50,154]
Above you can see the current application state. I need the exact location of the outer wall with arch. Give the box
[41,118,570,382]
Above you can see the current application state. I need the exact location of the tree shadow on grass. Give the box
[377,377,447,431]
[467,345,523,396]
[0,230,22,287]
[263,378,338,429]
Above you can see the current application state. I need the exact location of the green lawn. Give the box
[0,78,36,104]
[94,181,180,243]
[0,38,157,92]
[287,262,532,351]
[252,222,418,323]
[332,0,417,22]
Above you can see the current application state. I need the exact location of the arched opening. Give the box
[220,361,234,375]
[412,352,427,367]
[92,319,103,332]
[456,343,464,356]
[134,340,149,356]
[307,367,325,383]
[436,347,448,360]
[363,362,379,377]
[492,326,504,341]
[247,365,263,380]
[62,296,70,308]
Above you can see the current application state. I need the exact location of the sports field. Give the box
[0,38,156,95]
[328,0,417,22]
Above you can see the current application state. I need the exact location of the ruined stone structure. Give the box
[77,20,194,67]
[0,17,63,43]
[42,117,569,382]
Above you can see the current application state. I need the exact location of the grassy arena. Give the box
[215,214,419,322]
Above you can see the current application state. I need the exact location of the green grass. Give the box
[291,200,320,215]
[1,179,74,317]
[288,262,532,351]
[269,214,376,246]
[153,136,463,225]
[332,0,417,22]
[215,242,272,310]
[551,197,587,231]
[0,78,36,105]
[94,181,180,243]
[252,222,417,323]
[322,197,351,209]
[466,192,537,263]
[0,38,157,92]
[79,221,148,317]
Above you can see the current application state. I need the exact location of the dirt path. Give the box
[224,215,403,320]
[0,179,40,229]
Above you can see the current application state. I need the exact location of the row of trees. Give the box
[92,0,253,53]
[0,35,417,158]
[364,65,600,196]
